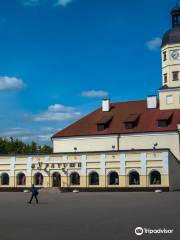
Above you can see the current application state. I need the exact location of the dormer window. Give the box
[124,114,140,129]
[166,95,173,105]
[157,112,173,127]
[96,116,113,131]
[172,71,179,81]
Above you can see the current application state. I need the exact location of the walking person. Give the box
[28,184,39,204]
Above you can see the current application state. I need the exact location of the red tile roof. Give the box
[124,113,140,123]
[157,111,173,120]
[52,100,180,138]
[96,116,113,124]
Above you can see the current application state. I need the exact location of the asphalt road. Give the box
[0,191,179,240]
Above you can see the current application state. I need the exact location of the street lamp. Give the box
[112,145,115,158]
[74,147,77,160]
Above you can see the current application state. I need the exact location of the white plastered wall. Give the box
[53,135,118,153]
[119,132,180,160]
[53,132,180,162]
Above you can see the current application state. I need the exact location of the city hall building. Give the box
[1,7,180,191]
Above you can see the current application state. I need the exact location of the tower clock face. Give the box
[171,50,180,60]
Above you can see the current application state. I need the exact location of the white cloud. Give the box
[81,90,109,98]
[146,37,162,51]
[33,103,81,122]
[48,104,75,112]
[0,76,25,91]
[22,0,40,7]
[21,0,73,7]
[54,0,73,7]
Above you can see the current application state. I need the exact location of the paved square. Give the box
[0,191,180,240]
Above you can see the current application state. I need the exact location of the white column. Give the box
[120,154,126,175]
[100,154,106,176]
[141,153,147,175]
[10,157,15,177]
[81,155,86,176]
[162,152,169,175]
[27,157,32,177]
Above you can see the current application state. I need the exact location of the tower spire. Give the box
[171,5,180,27]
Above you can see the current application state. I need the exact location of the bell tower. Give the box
[159,6,180,109]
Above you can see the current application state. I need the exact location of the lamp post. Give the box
[112,145,115,158]
[74,147,77,160]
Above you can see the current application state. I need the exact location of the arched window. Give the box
[89,172,99,185]
[17,173,26,185]
[1,173,9,185]
[108,171,119,185]
[34,172,43,185]
[70,172,80,185]
[150,170,161,185]
[129,171,140,185]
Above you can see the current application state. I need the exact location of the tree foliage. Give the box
[0,137,53,154]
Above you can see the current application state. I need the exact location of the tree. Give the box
[0,138,53,154]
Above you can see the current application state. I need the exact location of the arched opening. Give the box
[108,171,119,185]
[70,172,80,185]
[34,172,43,185]
[1,173,9,185]
[129,171,140,185]
[89,172,99,185]
[150,170,161,185]
[17,173,26,185]
[52,172,61,187]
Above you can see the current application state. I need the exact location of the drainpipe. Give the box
[117,134,120,151]
[177,123,180,161]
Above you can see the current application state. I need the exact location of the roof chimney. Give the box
[102,99,110,112]
[147,95,157,109]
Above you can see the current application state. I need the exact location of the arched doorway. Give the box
[52,172,61,187]
[34,172,43,185]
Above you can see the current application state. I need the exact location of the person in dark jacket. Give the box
[28,184,39,204]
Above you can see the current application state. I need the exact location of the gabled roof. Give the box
[52,100,180,138]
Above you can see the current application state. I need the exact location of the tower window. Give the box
[172,71,179,81]
[166,95,173,105]
[163,73,167,83]
[163,51,167,61]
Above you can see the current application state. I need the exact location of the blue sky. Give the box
[0,0,177,144]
